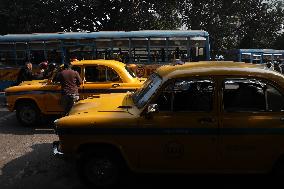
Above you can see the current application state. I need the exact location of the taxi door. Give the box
[138,78,219,172]
[82,65,127,99]
[219,78,284,172]
[42,82,63,113]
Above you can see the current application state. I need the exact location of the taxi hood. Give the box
[69,92,134,115]
[5,79,49,93]
[19,79,48,86]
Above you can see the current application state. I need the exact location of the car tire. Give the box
[16,102,41,127]
[77,150,124,188]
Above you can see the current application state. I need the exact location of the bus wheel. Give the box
[16,102,40,127]
[78,150,123,188]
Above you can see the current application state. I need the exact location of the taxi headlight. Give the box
[53,119,59,134]
[54,119,59,124]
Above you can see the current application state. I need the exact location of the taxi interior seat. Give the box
[266,87,284,111]
[173,83,212,112]
[224,84,266,112]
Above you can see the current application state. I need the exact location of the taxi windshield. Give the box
[132,73,162,108]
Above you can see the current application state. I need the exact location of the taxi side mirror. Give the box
[147,104,159,114]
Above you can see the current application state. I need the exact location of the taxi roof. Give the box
[156,61,284,82]
[71,59,126,68]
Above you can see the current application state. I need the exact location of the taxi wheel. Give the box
[16,102,41,127]
[78,151,123,188]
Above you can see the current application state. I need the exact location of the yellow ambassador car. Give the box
[5,60,145,126]
[53,61,284,188]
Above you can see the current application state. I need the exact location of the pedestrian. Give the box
[54,63,82,116]
[16,62,34,85]
[43,62,57,79]
[35,61,48,79]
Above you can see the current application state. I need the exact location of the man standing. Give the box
[55,63,82,116]
[16,62,34,85]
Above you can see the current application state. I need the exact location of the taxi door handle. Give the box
[199,117,216,124]
[112,84,120,88]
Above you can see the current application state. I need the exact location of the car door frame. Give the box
[136,75,220,172]
[217,75,284,173]
[82,64,127,99]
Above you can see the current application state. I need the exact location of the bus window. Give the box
[190,37,206,61]
[273,54,283,64]
[168,37,187,63]
[131,38,148,64]
[150,38,167,63]
[16,51,26,65]
[15,43,27,51]
[113,39,129,62]
[0,43,15,51]
[0,51,15,65]
[241,53,251,63]
[95,39,112,60]
[29,42,46,64]
[45,41,62,63]
[263,54,272,64]
[252,54,261,64]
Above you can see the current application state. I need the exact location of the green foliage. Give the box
[179,0,284,52]
[0,0,283,52]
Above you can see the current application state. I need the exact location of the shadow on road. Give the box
[0,143,85,189]
[0,143,280,189]
[0,113,57,135]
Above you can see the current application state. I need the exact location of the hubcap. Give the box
[20,106,36,124]
[85,157,118,187]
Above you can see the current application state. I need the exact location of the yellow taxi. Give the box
[53,61,283,188]
[4,59,145,126]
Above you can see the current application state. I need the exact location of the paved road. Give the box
[0,93,85,189]
[0,95,280,189]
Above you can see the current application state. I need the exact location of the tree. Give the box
[38,0,180,32]
[179,0,284,53]
[0,0,283,54]
[0,0,53,34]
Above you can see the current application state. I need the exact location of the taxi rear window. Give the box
[223,78,284,112]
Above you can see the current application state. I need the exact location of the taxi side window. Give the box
[85,66,119,82]
[154,79,214,112]
[223,79,284,112]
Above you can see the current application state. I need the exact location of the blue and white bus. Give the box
[226,49,284,64]
[0,30,210,66]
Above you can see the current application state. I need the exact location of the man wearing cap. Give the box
[54,63,82,116]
